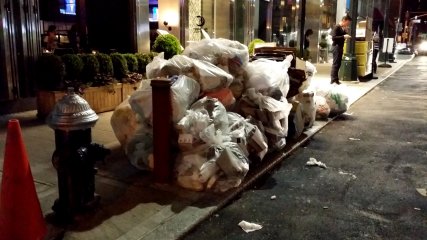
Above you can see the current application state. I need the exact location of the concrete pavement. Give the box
[0,54,413,240]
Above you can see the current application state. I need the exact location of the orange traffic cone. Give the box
[0,119,47,240]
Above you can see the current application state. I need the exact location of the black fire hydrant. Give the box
[47,88,110,222]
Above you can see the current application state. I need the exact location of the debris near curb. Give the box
[416,188,427,197]
[238,220,263,233]
[306,157,327,169]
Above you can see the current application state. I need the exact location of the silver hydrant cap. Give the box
[47,87,99,131]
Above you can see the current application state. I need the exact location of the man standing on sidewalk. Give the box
[330,15,352,84]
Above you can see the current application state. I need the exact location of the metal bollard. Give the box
[47,87,110,222]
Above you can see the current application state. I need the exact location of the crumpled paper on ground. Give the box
[306,157,327,169]
[238,220,263,233]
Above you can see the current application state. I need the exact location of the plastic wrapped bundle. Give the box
[244,55,292,98]
[175,124,249,192]
[183,38,250,75]
[110,98,141,150]
[129,75,200,126]
[227,113,268,160]
[146,54,233,93]
[126,127,154,170]
[316,85,349,115]
[314,95,331,119]
[188,97,229,133]
[170,75,201,122]
[199,125,249,191]
[129,82,153,127]
[296,90,316,128]
[176,97,229,151]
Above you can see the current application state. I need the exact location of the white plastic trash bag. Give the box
[296,90,316,128]
[325,85,349,114]
[129,76,200,126]
[189,97,229,133]
[314,95,330,119]
[244,55,292,98]
[171,75,201,122]
[146,54,233,93]
[126,127,154,170]
[183,38,249,70]
[110,98,140,150]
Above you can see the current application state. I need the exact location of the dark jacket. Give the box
[331,24,347,47]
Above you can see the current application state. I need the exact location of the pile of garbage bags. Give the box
[110,38,349,192]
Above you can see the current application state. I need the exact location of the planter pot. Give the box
[81,84,123,113]
[37,84,124,119]
[36,90,67,119]
[122,82,140,100]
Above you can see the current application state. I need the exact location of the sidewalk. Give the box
[0,55,413,240]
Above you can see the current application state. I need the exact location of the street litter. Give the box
[306,157,327,169]
[238,220,263,233]
[348,137,361,141]
[270,195,277,200]
[339,170,357,179]
[416,188,427,197]
[414,207,421,211]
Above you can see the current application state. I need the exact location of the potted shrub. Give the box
[123,53,138,73]
[61,54,84,86]
[135,52,156,75]
[111,53,128,80]
[36,54,67,118]
[79,54,100,84]
[36,54,65,91]
[96,53,114,76]
[152,34,182,59]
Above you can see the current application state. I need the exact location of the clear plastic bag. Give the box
[171,75,201,122]
[243,88,292,137]
[126,127,154,170]
[129,75,200,126]
[296,90,316,128]
[325,85,349,114]
[183,38,249,69]
[110,97,140,150]
[199,124,249,179]
[192,60,233,92]
[314,95,331,119]
[129,82,153,127]
[244,55,292,98]
[146,54,233,93]
[190,97,229,133]
[298,60,317,93]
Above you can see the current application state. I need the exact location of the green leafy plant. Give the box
[135,52,156,75]
[96,53,114,76]
[123,53,138,72]
[110,53,128,80]
[248,38,265,56]
[61,54,84,81]
[79,54,100,83]
[152,34,182,59]
[319,33,328,49]
[36,54,65,91]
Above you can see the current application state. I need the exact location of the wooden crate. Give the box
[81,84,123,113]
[36,83,124,119]
[36,90,67,119]
[122,82,140,100]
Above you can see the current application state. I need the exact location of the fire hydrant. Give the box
[47,87,110,222]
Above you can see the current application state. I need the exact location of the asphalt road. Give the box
[183,56,427,240]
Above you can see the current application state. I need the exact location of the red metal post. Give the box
[151,79,173,183]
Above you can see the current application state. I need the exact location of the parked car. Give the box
[415,40,427,55]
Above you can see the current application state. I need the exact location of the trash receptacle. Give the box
[339,56,358,81]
